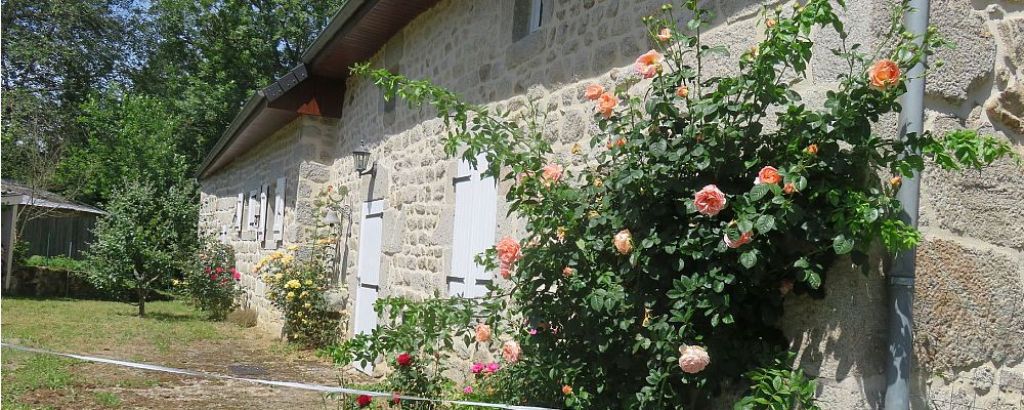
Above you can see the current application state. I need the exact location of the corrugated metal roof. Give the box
[1,179,106,215]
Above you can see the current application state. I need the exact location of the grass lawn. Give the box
[1,298,348,409]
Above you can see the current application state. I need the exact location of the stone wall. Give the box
[197,0,1023,407]
[199,116,338,335]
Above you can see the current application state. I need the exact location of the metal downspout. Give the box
[885,0,930,408]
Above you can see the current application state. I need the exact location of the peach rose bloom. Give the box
[475,323,492,343]
[675,85,689,98]
[500,261,512,279]
[678,345,711,374]
[805,144,819,155]
[766,18,776,28]
[596,92,618,118]
[541,163,564,187]
[613,229,633,255]
[496,237,522,265]
[869,59,900,90]
[502,340,522,363]
[755,166,781,185]
[584,83,605,100]
[890,176,902,187]
[783,182,797,194]
[693,185,727,216]
[657,28,672,42]
[634,50,664,79]
[562,266,574,277]
[562,385,573,395]
[723,231,753,249]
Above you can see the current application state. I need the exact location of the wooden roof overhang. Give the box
[198,0,440,179]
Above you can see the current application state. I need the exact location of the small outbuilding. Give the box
[1,179,105,288]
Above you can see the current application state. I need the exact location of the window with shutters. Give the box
[447,153,498,299]
[262,181,276,249]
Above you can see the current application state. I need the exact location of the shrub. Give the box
[179,238,242,320]
[259,186,347,348]
[260,244,339,348]
[339,0,1020,408]
[87,178,198,317]
[24,255,90,272]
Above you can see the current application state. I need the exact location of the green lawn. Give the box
[1,298,333,409]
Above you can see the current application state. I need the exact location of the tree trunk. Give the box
[137,286,146,317]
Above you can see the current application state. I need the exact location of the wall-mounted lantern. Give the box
[353,140,375,175]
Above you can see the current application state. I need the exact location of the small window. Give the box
[513,0,546,41]
[528,0,543,33]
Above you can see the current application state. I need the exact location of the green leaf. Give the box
[740,251,758,269]
[832,235,854,254]
[755,215,776,234]
[749,183,770,201]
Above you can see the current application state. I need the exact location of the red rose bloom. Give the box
[356,394,372,407]
[397,352,412,367]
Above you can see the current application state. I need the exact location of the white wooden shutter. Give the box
[257,184,269,243]
[273,177,285,242]
[354,199,385,374]
[234,193,244,235]
[448,159,475,297]
[448,154,498,298]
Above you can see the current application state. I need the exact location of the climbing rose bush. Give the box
[341,0,1019,408]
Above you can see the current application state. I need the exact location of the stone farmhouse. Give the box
[196,0,1024,407]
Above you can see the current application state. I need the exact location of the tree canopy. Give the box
[2,0,344,204]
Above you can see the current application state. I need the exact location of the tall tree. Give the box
[132,0,344,164]
[56,90,190,205]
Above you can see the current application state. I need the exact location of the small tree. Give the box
[87,179,198,317]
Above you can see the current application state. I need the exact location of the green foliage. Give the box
[179,239,242,320]
[57,90,191,205]
[346,1,1018,408]
[24,255,91,273]
[86,178,198,317]
[735,355,818,410]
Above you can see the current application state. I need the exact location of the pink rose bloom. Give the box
[528,328,538,336]
[541,163,563,187]
[495,237,522,265]
[584,83,605,100]
[694,185,727,216]
[485,362,500,373]
[499,262,512,279]
[463,386,474,394]
[562,266,574,277]
[634,50,664,78]
[657,28,672,42]
[723,231,753,249]
[678,345,711,374]
[613,229,633,255]
[215,267,224,273]
[502,340,522,363]
[231,268,241,281]
[470,362,484,374]
[475,323,492,343]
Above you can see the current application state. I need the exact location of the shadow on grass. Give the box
[113,311,198,322]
